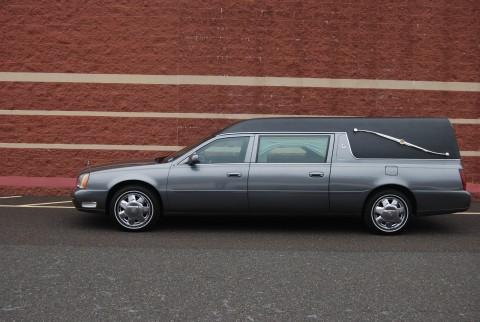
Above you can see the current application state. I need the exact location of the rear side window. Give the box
[257,135,330,163]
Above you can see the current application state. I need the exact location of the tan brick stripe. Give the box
[0,109,478,125]
[461,151,480,157]
[0,143,182,151]
[0,142,478,157]
[1,72,480,92]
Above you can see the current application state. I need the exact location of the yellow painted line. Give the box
[1,72,480,92]
[0,109,478,125]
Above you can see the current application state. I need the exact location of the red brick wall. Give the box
[1,0,479,80]
[0,83,479,117]
[0,116,478,151]
[0,0,479,195]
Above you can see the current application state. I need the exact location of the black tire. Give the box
[109,185,161,231]
[363,189,412,235]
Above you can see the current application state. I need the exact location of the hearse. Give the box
[73,117,471,234]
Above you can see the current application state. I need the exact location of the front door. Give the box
[248,134,333,214]
[167,135,252,214]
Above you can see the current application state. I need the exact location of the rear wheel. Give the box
[363,189,411,234]
[109,185,160,231]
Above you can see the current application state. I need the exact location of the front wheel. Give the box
[109,185,161,231]
[363,189,412,234]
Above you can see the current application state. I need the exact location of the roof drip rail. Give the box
[353,128,450,157]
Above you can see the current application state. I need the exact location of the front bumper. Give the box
[71,188,109,213]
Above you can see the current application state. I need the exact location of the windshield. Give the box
[160,133,216,163]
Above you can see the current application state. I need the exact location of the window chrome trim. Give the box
[353,128,450,157]
[175,134,254,166]
[252,133,334,164]
[172,131,459,165]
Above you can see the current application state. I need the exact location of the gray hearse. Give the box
[72,117,471,234]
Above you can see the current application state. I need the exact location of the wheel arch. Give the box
[106,180,163,213]
[363,184,417,215]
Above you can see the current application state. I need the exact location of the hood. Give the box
[80,159,158,173]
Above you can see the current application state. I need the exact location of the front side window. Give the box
[195,136,250,164]
[257,135,330,163]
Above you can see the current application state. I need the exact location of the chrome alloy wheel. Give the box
[371,194,409,233]
[114,191,154,230]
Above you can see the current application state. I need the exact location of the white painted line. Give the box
[0,205,74,209]
[0,203,477,212]
[22,205,75,209]
[20,200,72,207]
[0,200,74,208]
[0,195,22,199]
[0,109,478,125]
[1,72,480,92]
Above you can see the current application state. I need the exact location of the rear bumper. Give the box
[71,188,108,213]
[415,190,471,216]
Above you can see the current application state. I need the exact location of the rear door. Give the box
[247,134,333,214]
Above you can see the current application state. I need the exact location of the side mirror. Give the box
[186,153,199,166]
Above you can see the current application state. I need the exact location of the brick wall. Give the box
[1,0,479,80]
[0,0,479,196]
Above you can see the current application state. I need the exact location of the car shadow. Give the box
[71,212,461,235]
[71,213,365,233]
[161,215,365,234]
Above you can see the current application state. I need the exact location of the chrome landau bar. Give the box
[353,128,450,157]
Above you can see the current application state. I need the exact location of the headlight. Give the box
[77,173,90,189]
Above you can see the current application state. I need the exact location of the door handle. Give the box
[309,172,324,177]
[227,172,242,177]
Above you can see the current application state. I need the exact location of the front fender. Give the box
[87,165,170,209]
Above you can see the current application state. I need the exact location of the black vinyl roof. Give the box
[220,117,460,159]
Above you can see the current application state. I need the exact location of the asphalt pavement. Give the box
[0,196,479,321]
